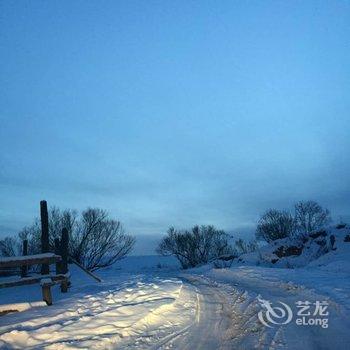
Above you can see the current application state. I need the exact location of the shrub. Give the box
[157,225,232,269]
[0,237,21,257]
[234,238,258,255]
[294,201,331,236]
[256,209,295,243]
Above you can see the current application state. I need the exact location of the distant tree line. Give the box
[0,200,332,271]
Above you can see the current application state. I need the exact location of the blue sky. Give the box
[1,1,350,253]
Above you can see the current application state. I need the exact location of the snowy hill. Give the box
[234,225,350,270]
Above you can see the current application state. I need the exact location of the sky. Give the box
[1,1,350,254]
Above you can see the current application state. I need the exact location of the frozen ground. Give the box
[0,251,349,349]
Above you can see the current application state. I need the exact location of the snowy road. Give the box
[152,275,233,350]
[1,265,350,349]
[0,272,250,349]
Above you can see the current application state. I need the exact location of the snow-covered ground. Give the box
[0,257,194,349]
[1,227,350,349]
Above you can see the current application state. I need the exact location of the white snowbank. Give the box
[0,256,193,349]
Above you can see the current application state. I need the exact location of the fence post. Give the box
[40,200,50,275]
[54,238,61,274]
[20,240,28,277]
[60,228,69,292]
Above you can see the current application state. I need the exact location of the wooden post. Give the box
[61,228,69,274]
[20,240,28,277]
[54,238,61,274]
[60,278,68,293]
[42,284,53,306]
[40,200,50,275]
[60,228,69,292]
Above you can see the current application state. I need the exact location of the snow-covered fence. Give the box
[0,200,71,306]
[0,253,70,305]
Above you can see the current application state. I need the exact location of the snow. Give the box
[189,225,350,348]
[0,256,194,349]
[233,225,350,269]
[40,278,53,286]
[0,227,349,349]
[0,302,46,314]
[0,276,195,349]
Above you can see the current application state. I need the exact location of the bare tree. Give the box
[157,225,232,269]
[49,207,78,243]
[4,206,135,271]
[0,237,20,257]
[16,207,77,256]
[70,208,135,271]
[256,209,295,243]
[19,220,43,255]
[294,201,331,235]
